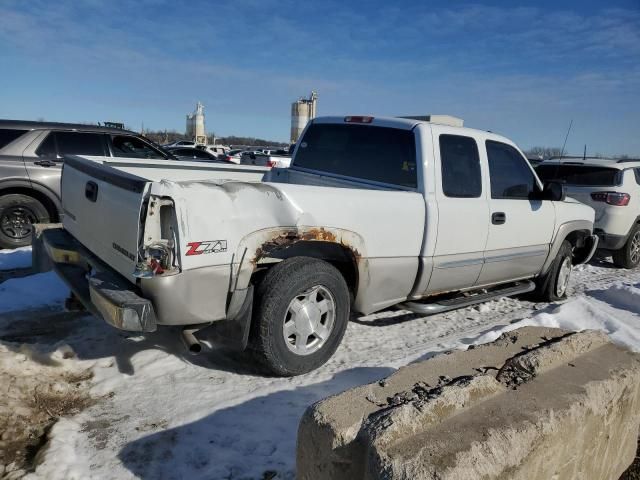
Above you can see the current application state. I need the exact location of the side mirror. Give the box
[542,181,565,201]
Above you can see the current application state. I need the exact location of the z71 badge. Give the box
[185,240,228,256]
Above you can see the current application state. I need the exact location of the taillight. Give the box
[267,160,276,168]
[134,243,172,278]
[344,116,374,123]
[590,192,630,206]
[134,197,179,278]
[224,155,232,161]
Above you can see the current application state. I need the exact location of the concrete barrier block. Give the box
[297,327,640,480]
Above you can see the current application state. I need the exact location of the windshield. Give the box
[535,164,622,186]
[294,123,417,188]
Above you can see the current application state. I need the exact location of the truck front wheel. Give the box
[250,257,350,376]
[534,240,573,302]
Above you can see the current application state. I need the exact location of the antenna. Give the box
[583,144,586,161]
[548,119,573,184]
[559,119,573,160]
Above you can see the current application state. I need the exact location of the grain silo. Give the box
[290,91,317,144]
[186,102,207,145]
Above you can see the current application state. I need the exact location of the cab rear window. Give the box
[535,164,622,186]
[0,129,27,149]
[294,124,417,188]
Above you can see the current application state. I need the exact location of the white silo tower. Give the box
[186,102,207,145]
[290,91,317,144]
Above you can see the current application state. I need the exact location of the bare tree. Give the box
[525,146,563,159]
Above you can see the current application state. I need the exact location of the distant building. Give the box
[290,91,317,144]
[186,102,207,145]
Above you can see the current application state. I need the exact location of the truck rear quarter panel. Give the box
[152,179,426,315]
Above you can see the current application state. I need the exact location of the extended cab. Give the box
[34,116,598,375]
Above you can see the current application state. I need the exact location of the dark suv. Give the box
[0,120,174,249]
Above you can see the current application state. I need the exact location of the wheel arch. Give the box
[0,179,61,222]
[233,227,367,296]
[540,220,593,274]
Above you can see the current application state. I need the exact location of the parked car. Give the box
[536,157,640,268]
[240,150,270,167]
[197,145,229,157]
[34,115,597,376]
[0,119,175,249]
[166,147,223,162]
[163,140,197,148]
[265,149,292,168]
[218,149,243,164]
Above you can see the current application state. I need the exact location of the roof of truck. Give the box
[0,119,135,134]
[539,157,640,170]
[311,116,515,145]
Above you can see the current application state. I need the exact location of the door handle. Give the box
[85,181,99,202]
[492,212,506,225]
[34,159,57,167]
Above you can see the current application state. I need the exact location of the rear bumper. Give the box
[33,224,158,332]
[32,225,253,348]
[594,230,627,251]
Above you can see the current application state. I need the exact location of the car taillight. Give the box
[224,155,232,161]
[267,160,276,168]
[590,192,630,206]
[344,116,374,123]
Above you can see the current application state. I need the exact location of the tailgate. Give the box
[61,156,149,282]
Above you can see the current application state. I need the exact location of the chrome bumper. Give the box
[32,224,157,332]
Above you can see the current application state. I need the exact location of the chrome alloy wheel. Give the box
[556,257,572,297]
[630,231,640,266]
[282,285,336,356]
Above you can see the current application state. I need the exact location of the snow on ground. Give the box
[0,246,32,271]
[0,252,638,479]
[0,272,69,314]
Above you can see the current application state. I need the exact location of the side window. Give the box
[111,135,166,159]
[0,129,28,149]
[486,140,537,199]
[35,133,58,159]
[439,134,482,198]
[55,132,105,157]
[635,168,640,186]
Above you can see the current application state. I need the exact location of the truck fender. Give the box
[229,226,368,296]
[540,220,593,275]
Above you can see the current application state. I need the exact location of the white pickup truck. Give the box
[34,116,598,375]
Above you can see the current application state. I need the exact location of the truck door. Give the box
[476,140,554,285]
[426,132,490,294]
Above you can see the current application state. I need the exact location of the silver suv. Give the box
[0,120,174,249]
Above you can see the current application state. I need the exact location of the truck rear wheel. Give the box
[612,224,640,269]
[0,194,50,249]
[534,240,573,302]
[250,257,350,376]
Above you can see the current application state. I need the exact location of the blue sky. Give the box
[1,0,639,154]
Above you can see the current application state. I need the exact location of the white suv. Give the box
[537,158,640,268]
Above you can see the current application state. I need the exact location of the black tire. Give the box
[534,240,573,302]
[250,257,350,376]
[612,224,640,269]
[0,194,50,249]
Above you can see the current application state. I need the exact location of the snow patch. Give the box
[0,246,32,271]
[0,272,69,313]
